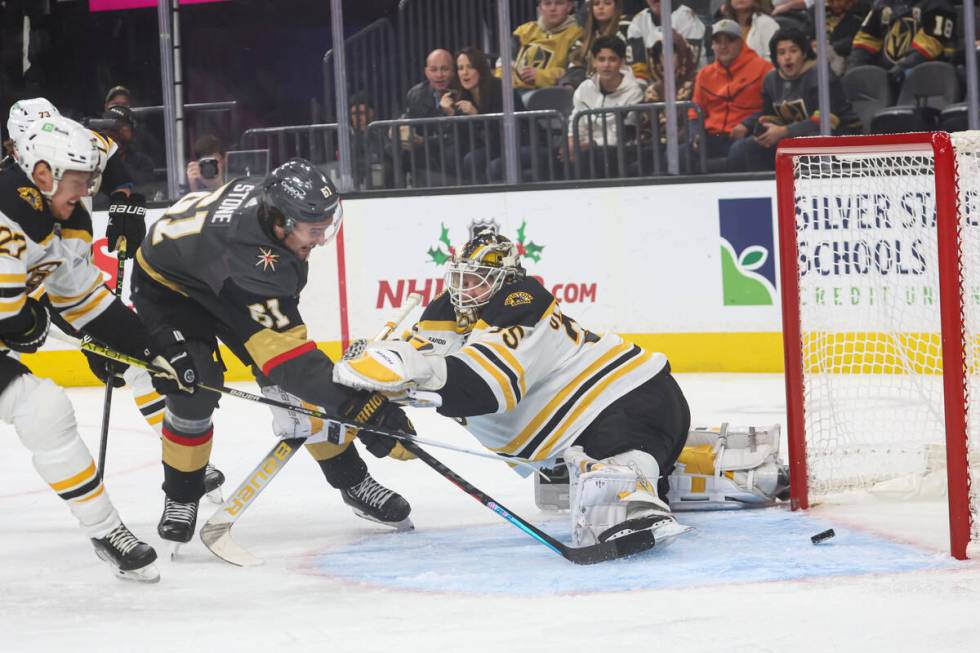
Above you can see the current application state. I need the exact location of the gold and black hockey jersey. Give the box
[135,180,355,411]
[414,279,667,471]
[850,0,956,65]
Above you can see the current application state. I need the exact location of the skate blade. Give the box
[651,521,694,548]
[115,562,161,583]
[169,542,184,561]
[205,487,224,505]
[351,509,415,532]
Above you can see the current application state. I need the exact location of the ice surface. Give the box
[1,374,979,652]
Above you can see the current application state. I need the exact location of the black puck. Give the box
[811,528,836,544]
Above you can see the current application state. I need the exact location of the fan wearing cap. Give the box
[131,158,415,549]
[333,229,695,549]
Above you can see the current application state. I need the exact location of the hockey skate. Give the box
[91,523,160,583]
[340,473,413,531]
[158,496,199,559]
[203,463,226,505]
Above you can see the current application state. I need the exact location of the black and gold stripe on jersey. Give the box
[461,342,527,410]
[494,342,650,461]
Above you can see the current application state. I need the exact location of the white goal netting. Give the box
[788,133,980,548]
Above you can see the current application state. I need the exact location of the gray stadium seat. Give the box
[940,103,968,132]
[522,86,574,118]
[870,62,962,134]
[842,66,893,133]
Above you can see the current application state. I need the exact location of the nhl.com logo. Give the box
[375,219,597,309]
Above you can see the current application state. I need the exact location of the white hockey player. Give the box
[5,99,225,500]
[0,116,197,582]
[333,229,694,548]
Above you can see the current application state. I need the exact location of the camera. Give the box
[198,157,220,180]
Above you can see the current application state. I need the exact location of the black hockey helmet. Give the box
[261,158,342,235]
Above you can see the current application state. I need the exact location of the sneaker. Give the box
[158,496,199,544]
[91,523,160,583]
[340,473,413,530]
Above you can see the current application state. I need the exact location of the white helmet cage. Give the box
[445,229,524,310]
[6,97,60,148]
[17,116,101,199]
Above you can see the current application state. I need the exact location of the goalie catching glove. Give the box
[333,337,445,395]
[339,391,416,460]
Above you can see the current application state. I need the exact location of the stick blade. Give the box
[564,529,656,565]
[200,521,264,567]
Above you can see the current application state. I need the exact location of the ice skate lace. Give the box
[164,499,198,524]
[350,476,393,509]
[106,525,140,555]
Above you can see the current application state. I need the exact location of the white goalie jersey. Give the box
[413,278,667,470]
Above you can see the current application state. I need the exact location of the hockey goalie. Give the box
[334,229,789,548]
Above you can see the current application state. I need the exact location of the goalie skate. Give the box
[91,523,160,583]
[341,473,414,531]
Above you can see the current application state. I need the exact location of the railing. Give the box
[364,110,568,189]
[131,101,241,152]
[240,123,342,169]
[322,18,399,123]
[570,102,708,178]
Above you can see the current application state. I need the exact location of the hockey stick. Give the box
[96,237,127,483]
[400,441,656,564]
[198,294,424,565]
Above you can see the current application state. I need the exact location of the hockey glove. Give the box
[340,392,416,458]
[84,349,127,388]
[148,327,197,395]
[1,297,51,353]
[106,191,147,253]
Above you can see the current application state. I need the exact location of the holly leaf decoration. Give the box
[523,240,544,262]
[427,246,450,265]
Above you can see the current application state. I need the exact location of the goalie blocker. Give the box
[535,424,789,512]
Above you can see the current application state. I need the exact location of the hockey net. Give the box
[775,132,980,559]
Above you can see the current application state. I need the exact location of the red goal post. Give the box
[775,132,975,560]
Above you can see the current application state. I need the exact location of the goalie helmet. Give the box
[445,229,525,311]
[261,158,343,240]
[6,97,60,146]
[17,116,101,199]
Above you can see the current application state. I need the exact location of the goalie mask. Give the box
[17,116,101,199]
[261,157,343,241]
[445,229,525,312]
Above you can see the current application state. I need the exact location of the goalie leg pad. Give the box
[260,384,351,446]
[565,446,688,547]
[0,374,118,536]
[668,424,789,511]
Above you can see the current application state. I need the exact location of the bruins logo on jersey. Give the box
[17,187,43,212]
[26,261,61,292]
[504,291,534,307]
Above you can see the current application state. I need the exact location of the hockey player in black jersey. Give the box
[131,158,414,548]
[0,115,197,582]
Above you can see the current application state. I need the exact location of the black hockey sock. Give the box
[315,444,367,489]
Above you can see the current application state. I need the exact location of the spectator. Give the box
[104,85,132,111]
[568,35,644,178]
[628,0,708,84]
[811,0,870,76]
[848,0,956,87]
[397,49,456,179]
[729,27,861,171]
[691,19,773,163]
[348,91,392,188]
[644,31,699,106]
[186,134,226,192]
[443,47,528,183]
[503,0,583,90]
[561,0,634,89]
[102,105,156,189]
[718,0,781,60]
